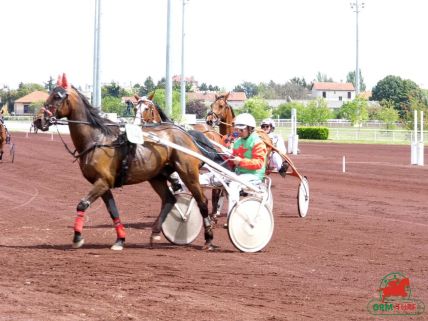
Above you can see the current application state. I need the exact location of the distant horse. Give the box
[210,93,303,179]
[134,95,231,219]
[32,107,53,133]
[35,74,216,251]
[0,122,6,160]
[210,92,273,155]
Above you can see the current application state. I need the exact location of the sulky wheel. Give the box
[162,192,202,245]
[227,197,274,253]
[297,176,309,217]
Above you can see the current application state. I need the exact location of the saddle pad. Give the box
[125,124,144,144]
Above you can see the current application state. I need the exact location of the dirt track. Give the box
[0,132,427,321]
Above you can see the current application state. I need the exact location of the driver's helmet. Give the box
[234,113,256,129]
[261,118,275,131]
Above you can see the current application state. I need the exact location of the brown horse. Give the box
[134,95,231,219]
[210,93,303,179]
[0,122,6,160]
[33,107,53,132]
[210,92,273,154]
[35,74,215,251]
[133,94,225,145]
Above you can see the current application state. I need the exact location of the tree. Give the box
[44,76,55,91]
[338,97,369,126]
[186,100,208,118]
[240,97,270,121]
[102,82,128,98]
[156,77,166,89]
[371,75,426,118]
[254,80,308,100]
[137,76,155,96]
[29,100,45,115]
[199,83,208,91]
[272,101,305,119]
[150,89,182,121]
[315,72,333,82]
[290,77,308,89]
[16,83,45,97]
[376,100,399,129]
[102,96,126,115]
[233,81,258,98]
[346,70,366,92]
[299,98,332,125]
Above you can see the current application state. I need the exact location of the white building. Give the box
[311,82,355,109]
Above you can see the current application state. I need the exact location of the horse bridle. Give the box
[209,96,234,128]
[43,86,69,126]
[139,101,158,123]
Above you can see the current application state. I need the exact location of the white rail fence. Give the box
[6,119,427,144]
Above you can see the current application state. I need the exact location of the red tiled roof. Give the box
[122,96,138,104]
[358,91,372,99]
[15,91,49,103]
[187,91,247,102]
[312,82,355,91]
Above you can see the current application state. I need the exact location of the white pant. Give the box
[227,173,262,217]
[268,152,283,171]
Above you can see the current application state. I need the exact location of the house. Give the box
[13,91,49,115]
[187,91,247,109]
[172,75,198,91]
[311,82,355,109]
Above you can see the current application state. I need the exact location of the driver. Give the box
[226,113,267,224]
[260,118,288,176]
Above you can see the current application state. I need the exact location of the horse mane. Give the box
[229,104,235,118]
[73,86,118,136]
[153,103,173,123]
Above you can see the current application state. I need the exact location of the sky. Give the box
[1,0,427,91]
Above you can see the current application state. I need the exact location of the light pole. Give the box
[350,1,364,96]
[180,0,189,119]
[165,0,173,117]
[92,0,102,110]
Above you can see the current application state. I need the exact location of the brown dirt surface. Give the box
[0,132,427,321]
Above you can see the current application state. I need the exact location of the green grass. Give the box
[276,127,425,145]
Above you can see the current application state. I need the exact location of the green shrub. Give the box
[297,127,329,140]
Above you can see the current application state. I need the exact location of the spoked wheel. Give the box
[162,192,202,245]
[227,197,274,253]
[297,176,309,217]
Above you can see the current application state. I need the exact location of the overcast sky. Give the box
[1,0,427,91]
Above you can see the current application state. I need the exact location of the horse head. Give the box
[141,100,160,123]
[209,92,235,135]
[34,73,72,131]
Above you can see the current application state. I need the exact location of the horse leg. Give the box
[101,190,125,251]
[72,179,110,249]
[179,177,212,250]
[210,189,221,224]
[148,177,177,245]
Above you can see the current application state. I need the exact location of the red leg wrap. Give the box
[113,218,126,239]
[74,211,85,233]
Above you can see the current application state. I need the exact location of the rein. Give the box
[50,118,122,162]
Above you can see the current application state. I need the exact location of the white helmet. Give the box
[234,113,256,129]
[261,118,275,129]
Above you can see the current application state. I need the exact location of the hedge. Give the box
[297,127,329,140]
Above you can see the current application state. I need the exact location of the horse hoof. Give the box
[72,238,85,249]
[111,238,125,251]
[111,243,123,251]
[202,243,216,251]
[150,234,161,247]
